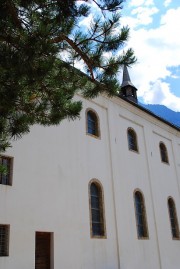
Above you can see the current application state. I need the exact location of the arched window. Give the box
[86,109,100,137]
[134,190,148,238]
[89,180,106,237]
[159,142,169,163]
[168,197,180,239]
[127,128,138,152]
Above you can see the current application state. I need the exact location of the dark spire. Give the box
[120,65,138,103]
[121,65,136,88]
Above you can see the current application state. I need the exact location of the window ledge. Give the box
[86,133,101,140]
[91,235,107,239]
[129,148,139,154]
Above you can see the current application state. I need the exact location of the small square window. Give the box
[0,225,10,256]
[0,156,13,186]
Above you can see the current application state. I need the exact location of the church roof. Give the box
[119,95,180,131]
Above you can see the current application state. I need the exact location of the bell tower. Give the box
[120,65,138,103]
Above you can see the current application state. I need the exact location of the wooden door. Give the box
[35,232,51,269]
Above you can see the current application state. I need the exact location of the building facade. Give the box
[0,68,180,269]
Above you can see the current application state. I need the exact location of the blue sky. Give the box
[120,0,180,111]
[75,0,180,112]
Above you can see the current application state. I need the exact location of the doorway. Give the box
[35,232,53,269]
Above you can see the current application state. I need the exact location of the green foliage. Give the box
[0,0,136,152]
[0,163,8,176]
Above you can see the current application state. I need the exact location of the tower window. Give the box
[127,128,138,152]
[89,181,106,238]
[168,198,180,239]
[126,87,133,96]
[0,225,9,256]
[0,156,13,185]
[134,190,148,239]
[159,142,169,163]
[86,109,100,138]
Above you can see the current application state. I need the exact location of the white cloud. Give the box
[164,0,172,7]
[129,0,154,7]
[143,80,180,112]
[74,59,86,73]
[78,13,94,28]
[129,0,145,7]
[120,6,180,111]
[144,0,154,6]
[131,6,159,25]
[120,1,158,28]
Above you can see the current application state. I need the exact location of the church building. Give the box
[0,66,180,269]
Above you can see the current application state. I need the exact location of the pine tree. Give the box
[0,0,136,153]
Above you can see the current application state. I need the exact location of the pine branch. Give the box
[52,34,95,80]
[6,1,23,29]
[0,0,136,151]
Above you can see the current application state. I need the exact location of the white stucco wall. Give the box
[0,94,180,269]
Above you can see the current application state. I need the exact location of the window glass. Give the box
[87,110,99,137]
[168,198,180,239]
[128,129,138,152]
[159,143,169,163]
[0,156,12,185]
[90,182,105,237]
[134,191,148,238]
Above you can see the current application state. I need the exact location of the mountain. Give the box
[139,103,180,128]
